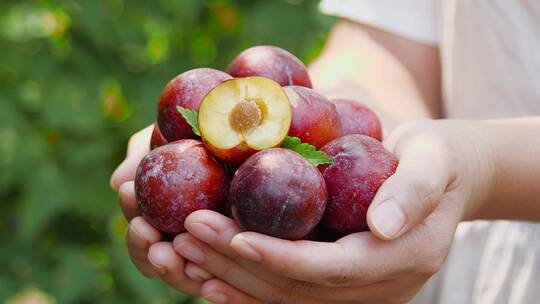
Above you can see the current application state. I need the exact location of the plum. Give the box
[157,68,232,142]
[150,123,168,150]
[320,135,398,234]
[228,148,327,240]
[332,99,383,141]
[135,140,229,235]
[227,46,312,88]
[284,86,341,148]
[198,77,292,164]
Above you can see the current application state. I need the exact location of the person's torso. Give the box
[441,0,540,119]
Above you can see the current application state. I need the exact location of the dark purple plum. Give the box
[229,148,327,240]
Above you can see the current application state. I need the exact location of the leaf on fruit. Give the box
[176,105,201,137]
[281,136,332,166]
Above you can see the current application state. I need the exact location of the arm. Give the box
[309,19,442,129]
[467,117,540,221]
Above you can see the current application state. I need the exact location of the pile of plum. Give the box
[135,46,398,241]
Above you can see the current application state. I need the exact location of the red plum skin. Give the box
[320,135,398,234]
[285,86,342,149]
[227,46,312,88]
[332,99,383,141]
[157,68,232,142]
[135,140,229,235]
[229,148,327,240]
[150,123,168,150]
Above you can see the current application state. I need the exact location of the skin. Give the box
[285,85,342,149]
[150,123,168,150]
[227,45,313,88]
[157,68,232,142]
[229,148,327,240]
[110,20,540,303]
[320,135,398,234]
[135,140,229,234]
[332,99,383,141]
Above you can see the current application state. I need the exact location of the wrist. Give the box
[466,117,540,221]
[458,120,498,221]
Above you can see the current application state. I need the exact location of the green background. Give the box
[0,0,334,303]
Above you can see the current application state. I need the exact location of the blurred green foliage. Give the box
[0,0,334,303]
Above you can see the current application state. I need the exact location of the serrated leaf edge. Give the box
[281,136,332,167]
[176,105,201,137]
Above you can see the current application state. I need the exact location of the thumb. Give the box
[110,125,153,191]
[367,134,453,240]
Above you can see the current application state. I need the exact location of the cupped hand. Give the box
[110,126,217,298]
[178,119,496,303]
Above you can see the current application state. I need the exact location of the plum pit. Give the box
[230,99,263,133]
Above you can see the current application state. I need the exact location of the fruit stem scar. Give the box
[230,99,263,133]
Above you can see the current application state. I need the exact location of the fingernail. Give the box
[118,182,132,205]
[205,292,228,304]
[129,224,149,249]
[118,185,127,204]
[176,241,205,264]
[231,235,261,262]
[185,270,204,282]
[148,256,167,275]
[189,223,217,243]
[111,159,128,190]
[119,181,134,196]
[185,265,212,282]
[371,200,406,238]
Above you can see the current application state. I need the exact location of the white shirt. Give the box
[320,1,540,303]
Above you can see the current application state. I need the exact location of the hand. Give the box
[110,125,216,298]
[178,119,496,303]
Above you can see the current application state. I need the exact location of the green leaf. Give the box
[176,105,201,136]
[281,136,332,166]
